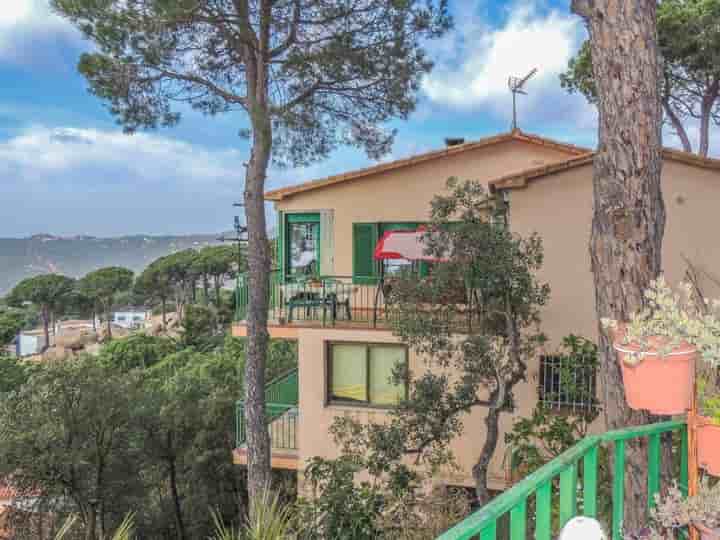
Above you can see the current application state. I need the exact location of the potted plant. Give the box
[624,482,720,539]
[697,371,720,477]
[602,278,720,415]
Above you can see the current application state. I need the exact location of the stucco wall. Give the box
[295,327,513,490]
[507,159,720,348]
[276,139,575,277]
[274,139,579,489]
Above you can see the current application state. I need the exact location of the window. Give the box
[352,221,429,284]
[327,342,407,406]
[286,213,320,278]
[538,353,598,413]
[116,315,127,322]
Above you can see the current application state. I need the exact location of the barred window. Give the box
[538,351,598,413]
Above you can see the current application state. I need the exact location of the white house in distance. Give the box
[110,306,151,329]
[13,330,47,357]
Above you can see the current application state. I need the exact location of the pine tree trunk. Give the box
[572,0,665,529]
[106,307,113,340]
[243,106,273,502]
[41,306,50,353]
[472,402,500,505]
[698,81,719,158]
[167,432,186,540]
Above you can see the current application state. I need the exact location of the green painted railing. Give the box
[235,271,281,323]
[236,368,299,451]
[265,368,299,405]
[437,420,688,540]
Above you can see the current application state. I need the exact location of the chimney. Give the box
[444,137,465,147]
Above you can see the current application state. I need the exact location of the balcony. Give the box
[234,271,396,337]
[233,368,300,470]
[437,419,689,540]
[233,270,478,338]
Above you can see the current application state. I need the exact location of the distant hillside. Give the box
[0,234,225,296]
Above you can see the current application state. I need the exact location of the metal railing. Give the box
[236,402,298,451]
[437,420,688,540]
[538,352,598,414]
[236,368,299,452]
[236,271,387,328]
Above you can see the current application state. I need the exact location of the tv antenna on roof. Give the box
[508,68,538,131]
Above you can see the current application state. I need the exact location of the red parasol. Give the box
[373,228,448,262]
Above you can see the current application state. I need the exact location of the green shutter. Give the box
[277,210,286,282]
[352,223,379,285]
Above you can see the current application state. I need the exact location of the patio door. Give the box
[286,213,321,280]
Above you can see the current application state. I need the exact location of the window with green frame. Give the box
[352,221,431,284]
[285,213,320,279]
[327,342,407,406]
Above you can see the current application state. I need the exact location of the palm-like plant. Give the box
[211,491,296,540]
[54,513,135,540]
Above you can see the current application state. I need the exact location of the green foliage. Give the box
[51,0,451,166]
[54,513,136,540]
[134,256,173,310]
[299,457,384,540]
[0,308,24,347]
[80,266,134,339]
[181,303,219,349]
[226,336,298,382]
[7,273,75,317]
[99,333,178,370]
[0,356,143,535]
[343,178,550,501]
[0,355,33,394]
[559,41,597,103]
[80,266,134,309]
[0,337,251,539]
[603,277,720,366]
[505,407,590,477]
[625,481,720,538]
[561,0,720,154]
[240,490,296,540]
[195,245,243,308]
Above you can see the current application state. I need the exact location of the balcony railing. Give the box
[235,271,389,328]
[437,419,688,540]
[236,368,299,452]
[235,270,478,331]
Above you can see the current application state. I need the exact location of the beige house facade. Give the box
[232,130,720,492]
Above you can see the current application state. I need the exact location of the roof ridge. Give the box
[265,131,587,201]
[489,148,720,192]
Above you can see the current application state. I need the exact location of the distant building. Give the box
[14,330,46,357]
[110,307,151,329]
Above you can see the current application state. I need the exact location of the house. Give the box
[109,307,151,329]
[232,129,720,494]
[14,330,47,357]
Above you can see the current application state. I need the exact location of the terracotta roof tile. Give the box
[265,130,590,201]
[488,149,720,192]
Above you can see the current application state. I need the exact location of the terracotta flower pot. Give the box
[694,522,720,540]
[697,416,720,477]
[613,337,696,415]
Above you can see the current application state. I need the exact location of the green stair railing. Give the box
[235,271,281,322]
[438,420,688,540]
[236,368,299,451]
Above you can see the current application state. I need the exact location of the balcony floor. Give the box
[233,447,300,470]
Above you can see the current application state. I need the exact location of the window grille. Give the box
[538,352,598,413]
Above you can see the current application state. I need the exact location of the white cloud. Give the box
[0,126,243,188]
[0,0,82,64]
[423,1,584,109]
[0,126,249,236]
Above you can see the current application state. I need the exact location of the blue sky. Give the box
[0,1,708,238]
